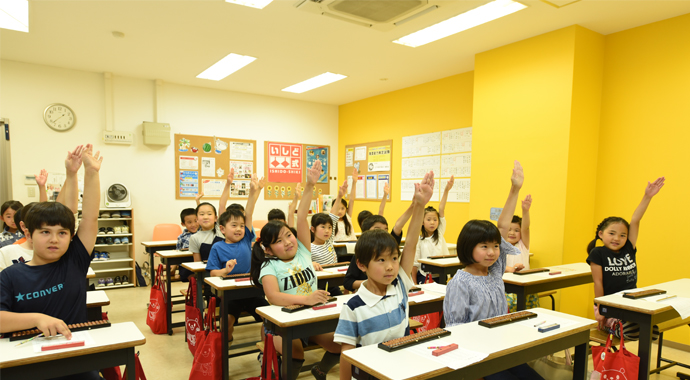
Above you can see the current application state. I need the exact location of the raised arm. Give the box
[439,176,454,218]
[244,174,263,232]
[521,194,532,250]
[287,183,300,228]
[195,191,204,206]
[332,180,347,215]
[378,183,389,216]
[297,160,321,249]
[401,172,434,276]
[58,145,84,214]
[35,169,48,202]
[347,167,358,218]
[392,203,414,237]
[497,161,523,239]
[219,168,235,215]
[77,144,102,253]
[628,177,665,248]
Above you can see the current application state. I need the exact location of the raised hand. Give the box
[383,183,390,197]
[414,171,435,205]
[444,175,455,192]
[35,169,48,187]
[82,144,102,172]
[352,166,358,178]
[521,194,532,212]
[294,182,302,199]
[65,145,85,174]
[227,168,235,184]
[195,192,205,203]
[645,177,665,198]
[258,176,267,190]
[249,173,259,192]
[511,160,524,189]
[306,160,322,186]
[338,180,349,198]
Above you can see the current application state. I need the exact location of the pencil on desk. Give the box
[15,333,44,347]
[325,282,328,292]
[657,295,677,302]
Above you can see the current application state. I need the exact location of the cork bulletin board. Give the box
[263,141,331,200]
[344,140,393,202]
[175,133,256,200]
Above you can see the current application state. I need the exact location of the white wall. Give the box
[1,60,339,266]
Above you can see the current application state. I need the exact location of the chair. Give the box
[152,224,182,241]
[252,220,268,230]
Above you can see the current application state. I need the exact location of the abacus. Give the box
[428,255,457,260]
[513,268,549,275]
[478,311,537,328]
[281,297,338,313]
[321,263,348,269]
[623,289,667,299]
[9,320,111,341]
[222,273,251,282]
[377,328,451,352]
[409,287,421,292]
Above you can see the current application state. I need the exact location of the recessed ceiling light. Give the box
[393,0,527,48]
[0,0,29,33]
[225,0,273,10]
[196,53,257,81]
[282,72,347,94]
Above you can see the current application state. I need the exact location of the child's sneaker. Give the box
[111,211,121,218]
[105,237,114,245]
[106,227,114,234]
[96,237,105,245]
[101,251,110,260]
[120,210,131,218]
[100,211,111,218]
[113,237,122,244]
[121,237,129,244]
[122,275,130,285]
[121,225,129,233]
[114,276,122,285]
[97,278,106,287]
[105,277,114,286]
[98,227,106,235]
[113,226,122,234]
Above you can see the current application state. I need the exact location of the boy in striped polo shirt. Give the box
[334,172,434,380]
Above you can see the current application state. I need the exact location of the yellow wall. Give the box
[596,13,690,345]
[338,72,474,241]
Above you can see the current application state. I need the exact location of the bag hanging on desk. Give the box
[122,351,148,380]
[190,297,222,380]
[409,274,442,332]
[246,333,280,380]
[146,265,168,335]
[186,275,203,355]
[591,321,640,380]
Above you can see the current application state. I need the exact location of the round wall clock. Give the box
[44,103,76,131]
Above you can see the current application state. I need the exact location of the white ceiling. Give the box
[2,0,690,105]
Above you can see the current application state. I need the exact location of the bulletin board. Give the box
[344,140,393,202]
[263,141,331,200]
[175,134,256,200]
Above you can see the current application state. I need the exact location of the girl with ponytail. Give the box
[586,176,665,341]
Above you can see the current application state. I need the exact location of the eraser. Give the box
[312,303,337,311]
[432,343,458,356]
[41,340,85,351]
[549,271,561,275]
[338,268,348,272]
[408,291,424,297]
[234,277,250,282]
[538,323,560,333]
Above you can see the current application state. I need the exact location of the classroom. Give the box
[1,1,690,379]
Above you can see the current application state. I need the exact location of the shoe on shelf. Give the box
[100,212,111,218]
[101,251,110,261]
[96,237,105,245]
[97,278,106,287]
[98,227,106,235]
[121,237,129,244]
[113,226,122,234]
[113,276,122,285]
[121,225,129,233]
[122,275,130,285]
[120,210,131,218]
[113,237,122,244]
[105,277,114,286]
[106,227,114,235]
[94,251,102,261]
[105,237,114,245]
[111,211,121,218]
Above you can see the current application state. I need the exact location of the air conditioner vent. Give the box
[327,0,425,23]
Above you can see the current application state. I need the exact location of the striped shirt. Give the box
[443,236,519,327]
[311,213,339,265]
[334,266,413,347]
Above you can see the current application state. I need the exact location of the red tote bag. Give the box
[189,297,222,380]
[146,265,168,335]
[246,333,280,380]
[410,274,442,332]
[122,351,148,380]
[186,276,203,354]
[591,321,640,380]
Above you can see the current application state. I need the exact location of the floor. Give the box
[105,282,690,380]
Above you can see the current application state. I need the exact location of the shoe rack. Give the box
[87,208,135,289]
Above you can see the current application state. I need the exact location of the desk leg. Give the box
[573,341,588,380]
[166,259,173,336]
[196,272,205,313]
[148,248,155,287]
[516,289,526,311]
[638,318,653,380]
[281,328,294,380]
[125,347,136,380]
[221,290,229,380]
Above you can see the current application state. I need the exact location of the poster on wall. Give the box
[378,174,390,199]
[202,179,226,197]
[267,142,302,183]
[230,141,253,160]
[367,145,391,172]
[229,161,253,179]
[306,146,329,183]
[179,170,199,197]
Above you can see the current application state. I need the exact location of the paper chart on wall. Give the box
[367,145,391,172]
[201,157,216,177]
[402,132,441,158]
[230,142,253,160]
[378,174,390,199]
[347,176,353,196]
[366,175,377,199]
[179,170,199,197]
[345,148,354,167]
[202,179,226,197]
[400,179,439,202]
[230,180,250,198]
[179,156,199,170]
[440,178,470,203]
[401,156,440,179]
[356,175,365,199]
[440,153,471,178]
[229,161,253,179]
[354,146,367,161]
[442,127,472,154]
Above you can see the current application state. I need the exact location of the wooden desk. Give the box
[87,267,95,279]
[205,276,266,380]
[257,289,446,380]
[86,290,110,321]
[343,308,595,380]
[595,278,690,380]
[418,257,463,285]
[0,322,146,380]
[156,250,194,335]
[181,261,208,312]
[141,240,177,287]
[503,262,593,311]
[315,270,346,290]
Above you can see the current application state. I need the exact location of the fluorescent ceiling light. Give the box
[225,0,273,10]
[282,72,347,94]
[0,0,29,33]
[196,53,257,81]
[393,0,527,48]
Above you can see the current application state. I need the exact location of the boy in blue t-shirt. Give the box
[0,144,102,380]
[206,173,269,341]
